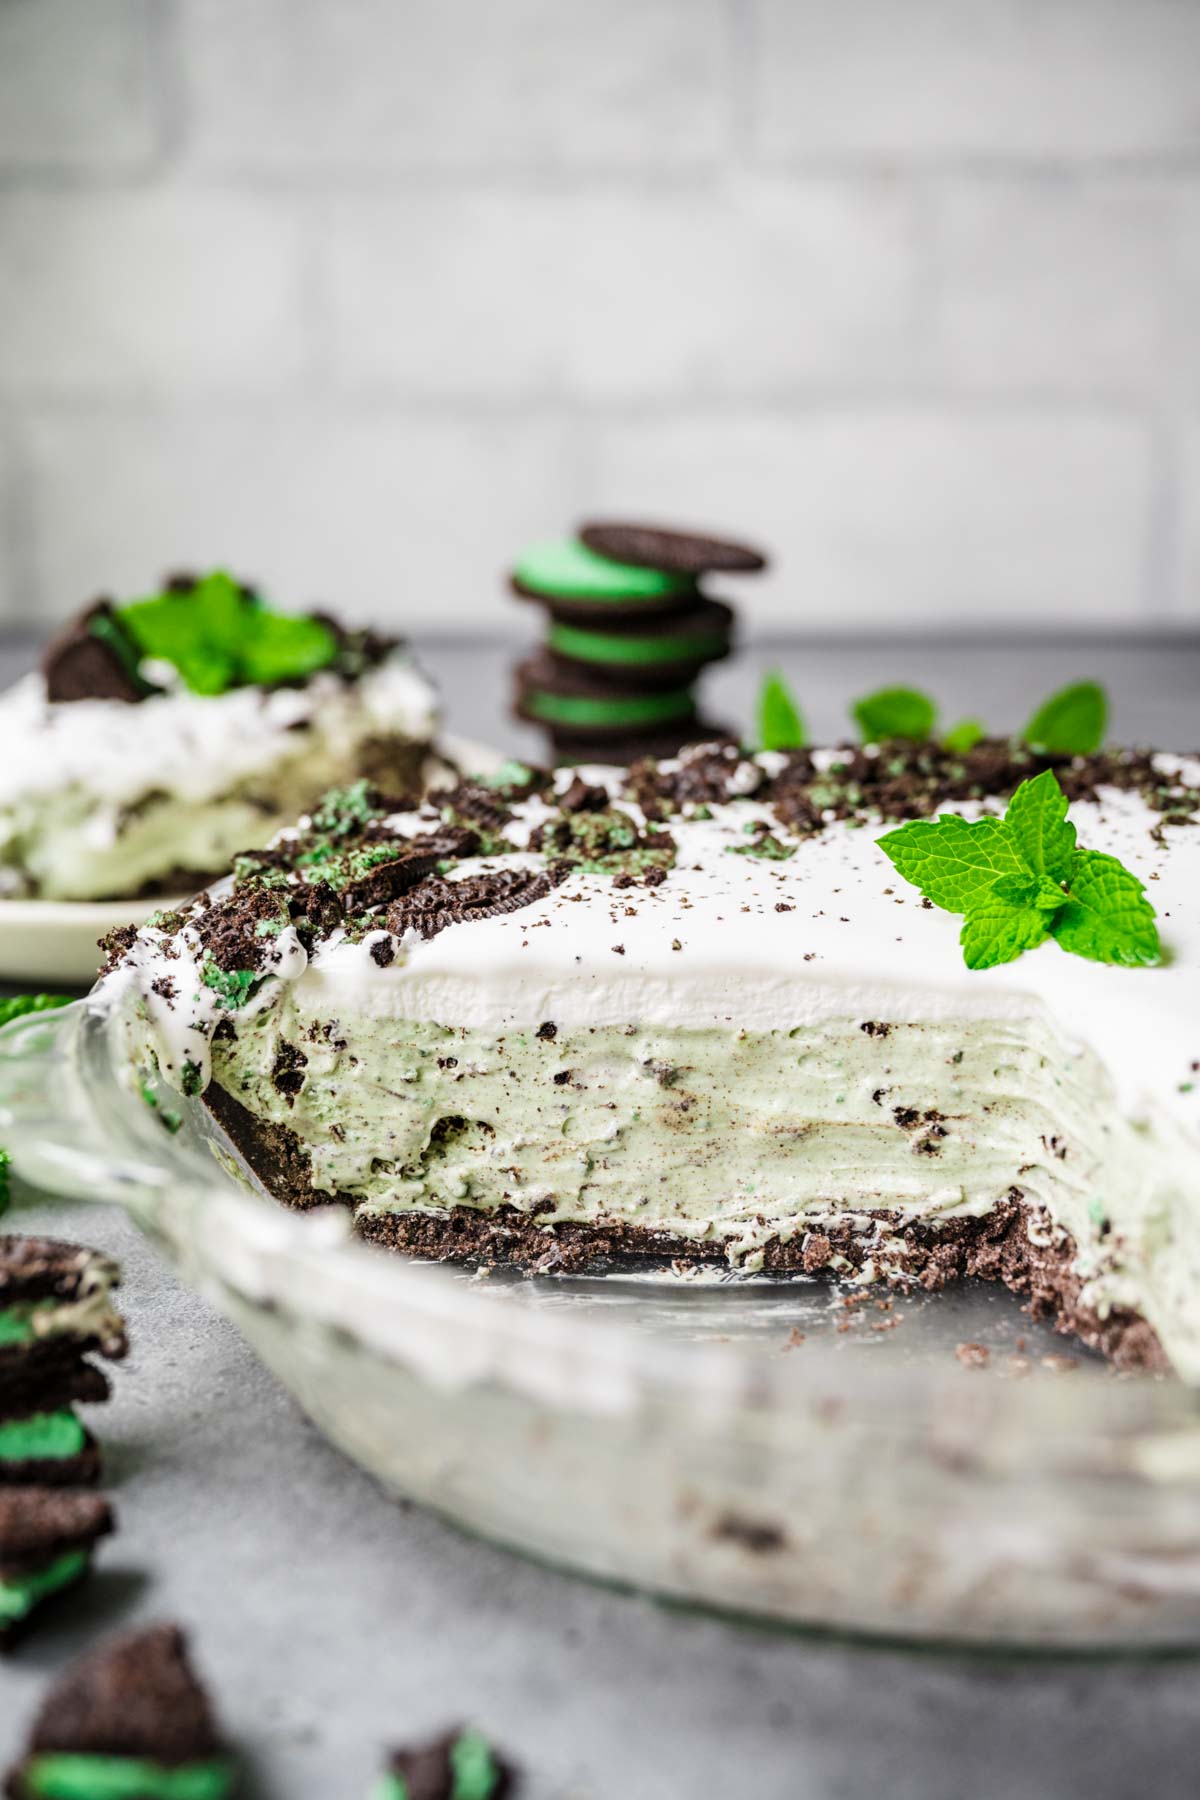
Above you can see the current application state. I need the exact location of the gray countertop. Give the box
[3,632,1200,1799]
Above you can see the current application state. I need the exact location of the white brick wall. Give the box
[0,0,1196,632]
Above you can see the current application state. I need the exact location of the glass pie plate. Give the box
[3,994,1200,1654]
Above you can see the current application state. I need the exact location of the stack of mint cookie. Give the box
[511,521,766,762]
[0,1237,128,1488]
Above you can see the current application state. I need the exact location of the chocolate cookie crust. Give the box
[357,1198,1166,1373]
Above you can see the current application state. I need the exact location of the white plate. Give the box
[0,734,507,987]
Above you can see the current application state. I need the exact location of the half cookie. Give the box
[0,1488,113,1649]
[0,1237,128,1372]
[0,1361,108,1487]
[514,653,696,743]
[6,1622,239,1797]
[544,597,733,688]
[578,519,766,574]
[510,539,697,620]
[373,1727,518,1800]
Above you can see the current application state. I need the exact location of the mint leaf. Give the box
[852,686,937,743]
[960,901,1053,970]
[877,769,1162,972]
[1024,681,1107,755]
[943,719,985,754]
[1003,768,1076,882]
[120,571,338,696]
[0,993,71,1031]
[878,814,1030,913]
[1050,849,1161,967]
[756,671,806,751]
[990,872,1066,912]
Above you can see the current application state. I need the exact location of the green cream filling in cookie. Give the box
[371,1730,503,1800]
[0,1548,87,1623]
[547,618,727,668]
[22,1755,236,1800]
[514,540,693,602]
[524,687,695,728]
[0,1409,85,1462]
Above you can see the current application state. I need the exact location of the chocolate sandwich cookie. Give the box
[0,1238,127,1373]
[41,602,158,707]
[0,1361,108,1488]
[515,654,696,744]
[0,1488,113,1649]
[6,1622,239,1799]
[545,597,734,689]
[579,520,767,575]
[510,539,697,621]
[373,1727,517,1800]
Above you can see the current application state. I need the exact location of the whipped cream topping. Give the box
[282,755,1200,1146]
[104,749,1200,1151]
[0,651,437,812]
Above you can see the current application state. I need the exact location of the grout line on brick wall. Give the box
[0,390,1163,425]
[1,159,1196,199]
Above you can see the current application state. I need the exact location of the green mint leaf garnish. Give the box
[0,1148,10,1215]
[942,719,985,754]
[990,872,1068,911]
[852,686,937,743]
[756,671,806,751]
[878,771,1161,971]
[1051,848,1161,968]
[960,899,1054,970]
[119,571,338,697]
[1002,766,1076,882]
[1023,680,1107,755]
[0,994,71,1031]
[875,813,1029,913]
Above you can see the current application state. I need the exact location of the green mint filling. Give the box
[728,834,796,862]
[0,1409,85,1462]
[879,769,1161,971]
[513,539,694,600]
[0,1548,88,1623]
[481,759,536,789]
[309,778,388,838]
[200,959,257,1011]
[755,670,806,751]
[525,687,693,729]
[23,1755,236,1800]
[118,570,337,697]
[547,619,726,667]
[369,1779,407,1800]
[449,1729,503,1800]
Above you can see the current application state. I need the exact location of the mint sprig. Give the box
[879,769,1161,970]
[756,671,806,751]
[119,571,338,696]
[852,686,937,743]
[1023,680,1107,755]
